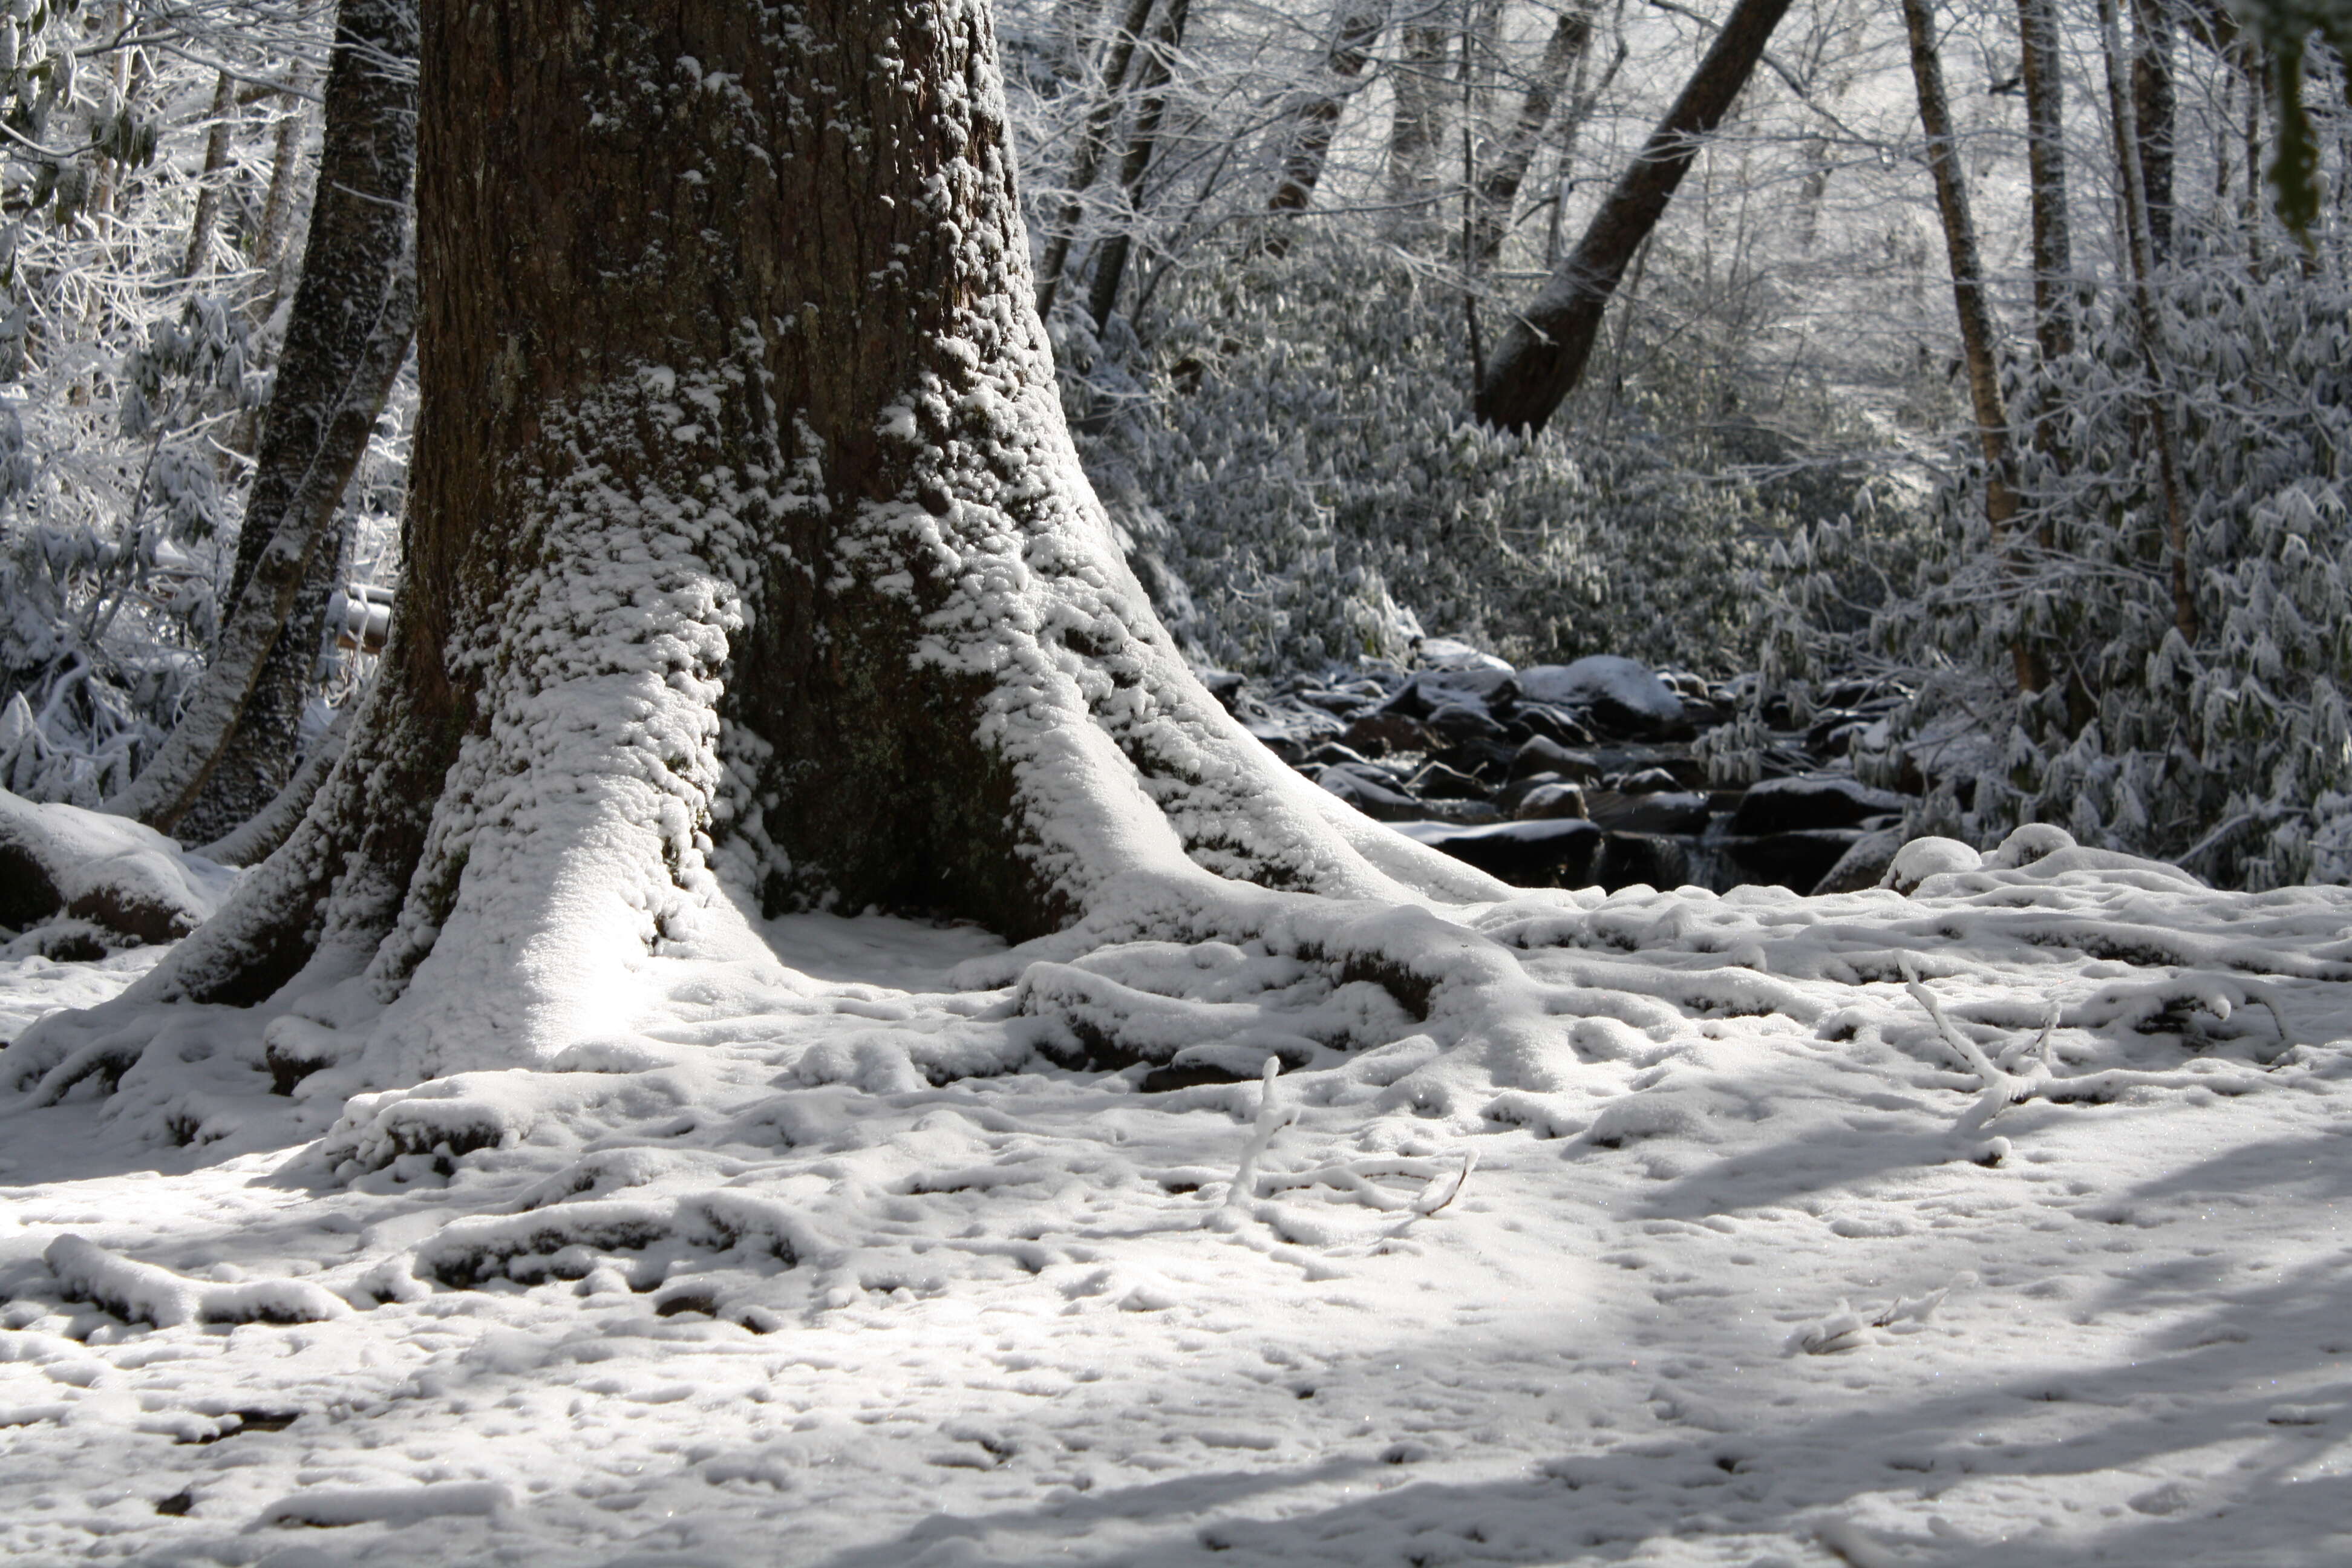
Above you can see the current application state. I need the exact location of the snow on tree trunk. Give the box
[8,0,1509,1135]
[107,0,419,841]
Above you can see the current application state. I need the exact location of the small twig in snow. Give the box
[1900,958,2268,1132]
[1219,1056,1298,1217]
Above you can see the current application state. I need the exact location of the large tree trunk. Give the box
[10,0,1497,1128]
[108,0,419,841]
[1472,0,1792,435]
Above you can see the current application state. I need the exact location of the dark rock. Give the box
[1379,667,1519,721]
[1317,765,1424,821]
[1806,710,1870,757]
[1416,798,1508,826]
[1406,759,1489,800]
[1510,702,1594,747]
[1293,687,1371,716]
[1200,670,1248,714]
[1727,775,1910,836]
[1517,657,1688,739]
[1424,701,1508,745]
[1727,829,1864,892]
[1610,767,1683,796]
[1431,737,1520,784]
[1341,710,1432,757]
[0,789,221,949]
[1514,782,1589,821]
[1508,737,1603,782]
[0,828,63,933]
[1247,728,1308,765]
[1396,817,1603,888]
[1304,741,1382,770]
[1588,790,1711,836]
[1594,833,1691,891]
[1811,828,1904,895]
[66,872,204,947]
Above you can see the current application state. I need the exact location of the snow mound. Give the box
[43,1235,350,1327]
[0,789,236,949]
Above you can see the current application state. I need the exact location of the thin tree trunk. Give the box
[1034,0,1157,318]
[2099,0,2200,644]
[1266,0,1388,221]
[1474,0,1792,434]
[1901,0,2043,696]
[109,0,419,838]
[1387,19,1454,240]
[1085,0,1192,330]
[181,71,238,278]
[2131,0,2177,262]
[1543,11,1624,267]
[1468,4,1594,267]
[2017,0,2074,363]
[247,66,315,327]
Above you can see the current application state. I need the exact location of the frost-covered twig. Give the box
[1786,1271,1974,1354]
[1900,958,2269,1132]
[1258,1150,1478,1215]
[1220,1056,1298,1217]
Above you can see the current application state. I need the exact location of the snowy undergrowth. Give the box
[6,836,2352,1562]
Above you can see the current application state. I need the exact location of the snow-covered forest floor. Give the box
[6,843,2352,1566]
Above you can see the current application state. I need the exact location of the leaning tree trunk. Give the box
[1472,0,1792,434]
[8,0,1498,1121]
[108,0,418,843]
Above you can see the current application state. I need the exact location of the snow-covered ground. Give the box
[5,844,2352,1567]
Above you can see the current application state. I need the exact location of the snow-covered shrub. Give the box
[1066,238,1781,675]
[0,7,364,804]
[1814,244,2352,888]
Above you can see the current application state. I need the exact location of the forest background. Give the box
[3,0,2350,890]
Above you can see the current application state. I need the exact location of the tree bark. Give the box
[180,71,238,279]
[1387,21,1454,240]
[247,66,315,328]
[2131,0,2176,262]
[2099,0,2200,644]
[1900,0,2042,695]
[2016,0,2074,364]
[1265,0,1389,223]
[108,0,419,839]
[1084,0,1192,328]
[13,0,1497,1117]
[1033,0,1157,318]
[1468,4,1594,267]
[1474,0,1792,434]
